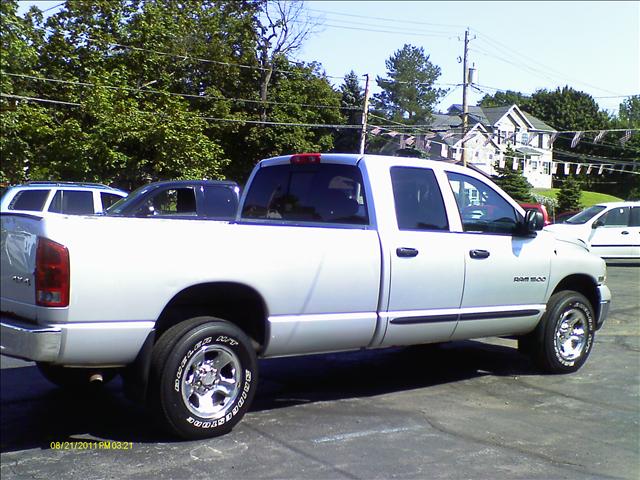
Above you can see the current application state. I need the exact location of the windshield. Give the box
[105,184,154,214]
[564,205,606,224]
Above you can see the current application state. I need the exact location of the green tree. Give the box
[556,175,582,213]
[332,70,363,153]
[478,90,530,108]
[373,44,446,124]
[618,95,640,126]
[528,86,609,132]
[491,146,532,202]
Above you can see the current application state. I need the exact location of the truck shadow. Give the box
[0,340,536,452]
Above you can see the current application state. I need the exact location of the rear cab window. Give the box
[241,163,369,225]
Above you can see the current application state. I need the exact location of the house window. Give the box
[543,162,551,175]
[531,160,538,170]
[521,132,529,145]
[538,134,545,149]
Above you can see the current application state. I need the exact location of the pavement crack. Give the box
[243,423,361,480]
[514,379,638,413]
[419,413,621,479]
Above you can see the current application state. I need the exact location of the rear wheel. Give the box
[149,317,258,439]
[520,291,595,373]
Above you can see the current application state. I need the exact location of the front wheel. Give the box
[520,291,595,373]
[149,317,258,439]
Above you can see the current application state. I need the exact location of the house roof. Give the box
[516,146,543,156]
[445,104,556,132]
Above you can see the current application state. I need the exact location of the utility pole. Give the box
[359,74,371,155]
[461,28,469,167]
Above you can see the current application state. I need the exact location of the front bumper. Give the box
[1,317,62,362]
[596,284,611,331]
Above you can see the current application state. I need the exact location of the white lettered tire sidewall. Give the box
[541,291,595,373]
[154,318,258,439]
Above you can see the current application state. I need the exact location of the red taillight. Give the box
[35,238,70,307]
[290,153,321,165]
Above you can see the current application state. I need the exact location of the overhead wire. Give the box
[3,72,360,110]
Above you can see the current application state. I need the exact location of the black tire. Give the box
[522,291,595,373]
[149,317,258,439]
[36,363,117,389]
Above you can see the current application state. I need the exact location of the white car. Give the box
[545,202,640,259]
[0,182,127,216]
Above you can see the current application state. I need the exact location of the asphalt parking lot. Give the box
[1,264,638,480]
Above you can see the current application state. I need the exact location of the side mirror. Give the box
[592,220,603,229]
[525,209,544,232]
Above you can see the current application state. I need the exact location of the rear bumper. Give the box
[1,317,62,362]
[1,315,155,366]
[596,284,611,331]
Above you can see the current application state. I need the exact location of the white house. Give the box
[415,104,557,188]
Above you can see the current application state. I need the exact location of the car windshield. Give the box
[105,185,154,214]
[564,205,606,224]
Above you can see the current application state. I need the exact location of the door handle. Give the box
[396,247,419,258]
[469,249,490,259]
[621,231,629,235]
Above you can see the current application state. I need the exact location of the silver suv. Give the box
[0,182,127,216]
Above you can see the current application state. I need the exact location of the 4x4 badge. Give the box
[11,275,31,286]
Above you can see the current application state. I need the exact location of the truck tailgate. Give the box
[0,214,41,317]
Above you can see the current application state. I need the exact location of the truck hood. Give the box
[553,235,589,252]
[544,224,590,245]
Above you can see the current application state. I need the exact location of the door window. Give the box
[599,207,630,227]
[202,186,238,218]
[630,207,640,227]
[48,190,94,214]
[101,192,123,210]
[446,172,518,234]
[135,188,197,216]
[391,167,448,231]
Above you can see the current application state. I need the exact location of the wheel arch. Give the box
[155,282,269,351]
[550,274,599,318]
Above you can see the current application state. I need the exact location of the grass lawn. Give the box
[533,188,623,207]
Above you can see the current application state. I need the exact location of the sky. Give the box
[17,0,640,115]
[295,1,640,114]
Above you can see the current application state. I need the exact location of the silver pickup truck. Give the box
[1,153,611,439]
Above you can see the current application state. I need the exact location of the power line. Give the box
[305,8,466,30]
[4,72,360,111]
[470,30,624,97]
[1,93,80,106]
[0,93,361,129]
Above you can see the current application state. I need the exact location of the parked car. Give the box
[519,202,551,226]
[1,153,611,440]
[553,210,581,224]
[545,202,640,259]
[0,182,127,216]
[105,180,239,220]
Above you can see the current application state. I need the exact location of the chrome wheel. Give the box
[554,307,587,362]
[181,345,241,418]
